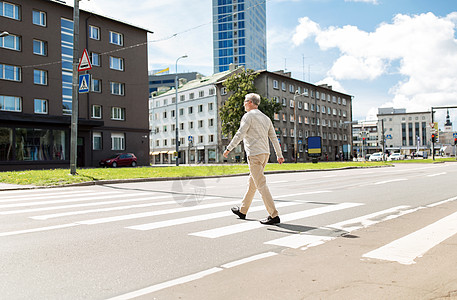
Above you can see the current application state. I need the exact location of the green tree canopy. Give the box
[219,69,282,138]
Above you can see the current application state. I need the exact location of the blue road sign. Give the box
[386,134,392,139]
[188,136,193,142]
[454,133,457,138]
[79,74,90,93]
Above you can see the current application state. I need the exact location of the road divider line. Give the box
[106,267,223,300]
[374,178,407,185]
[363,210,457,265]
[190,202,362,239]
[427,172,446,177]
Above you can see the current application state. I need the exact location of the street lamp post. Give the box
[293,91,306,163]
[175,55,188,166]
[70,0,80,175]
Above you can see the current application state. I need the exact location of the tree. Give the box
[219,69,282,138]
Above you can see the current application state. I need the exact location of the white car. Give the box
[388,153,404,161]
[368,152,385,161]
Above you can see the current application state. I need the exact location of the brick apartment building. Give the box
[0,0,150,170]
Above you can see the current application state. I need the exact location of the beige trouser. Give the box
[240,153,279,218]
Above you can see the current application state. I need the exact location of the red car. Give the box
[99,153,137,167]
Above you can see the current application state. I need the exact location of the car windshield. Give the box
[108,154,119,159]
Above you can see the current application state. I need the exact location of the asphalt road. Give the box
[1,162,457,299]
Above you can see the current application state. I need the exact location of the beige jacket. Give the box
[227,109,283,159]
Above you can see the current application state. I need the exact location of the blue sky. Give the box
[80,0,457,128]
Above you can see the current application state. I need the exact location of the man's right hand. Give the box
[277,157,284,164]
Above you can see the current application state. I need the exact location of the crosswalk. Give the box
[1,187,457,267]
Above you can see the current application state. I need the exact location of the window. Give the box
[180,123,184,130]
[282,98,286,106]
[93,132,102,150]
[179,108,184,115]
[199,135,204,143]
[109,31,123,46]
[208,102,214,111]
[92,105,102,119]
[274,113,279,121]
[33,69,47,85]
[209,135,214,143]
[221,87,227,95]
[0,63,20,81]
[89,25,100,40]
[91,52,101,66]
[111,107,125,120]
[273,80,278,89]
[33,10,46,26]
[0,95,21,112]
[289,84,294,93]
[180,95,185,101]
[111,133,125,150]
[198,120,204,128]
[1,1,20,20]
[209,88,215,95]
[281,82,286,91]
[290,99,294,108]
[189,93,194,100]
[109,56,124,71]
[189,121,194,129]
[0,34,20,50]
[298,101,302,109]
[163,111,167,119]
[198,104,203,112]
[199,90,204,97]
[91,78,101,92]
[33,39,47,56]
[110,82,124,95]
[209,118,214,126]
[188,106,193,114]
[34,99,48,114]
[304,102,309,110]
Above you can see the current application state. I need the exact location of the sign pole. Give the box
[70,0,80,175]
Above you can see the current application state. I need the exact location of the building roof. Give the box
[152,69,237,98]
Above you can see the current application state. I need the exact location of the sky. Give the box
[77,0,457,129]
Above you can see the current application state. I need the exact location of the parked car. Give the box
[368,152,385,161]
[99,153,137,167]
[388,153,405,161]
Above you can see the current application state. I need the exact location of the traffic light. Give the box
[454,138,457,146]
[431,133,436,143]
[362,137,366,145]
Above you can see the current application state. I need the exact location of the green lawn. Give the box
[0,161,389,187]
[0,158,452,187]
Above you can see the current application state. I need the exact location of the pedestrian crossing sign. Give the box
[79,74,90,93]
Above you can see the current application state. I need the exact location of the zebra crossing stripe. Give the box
[0,190,97,203]
[190,202,363,239]
[362,210,457,265]
[264,206,411,249]
[76,197,234,225]
[126,201,300,231]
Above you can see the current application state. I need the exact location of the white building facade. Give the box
[149,70,235,164]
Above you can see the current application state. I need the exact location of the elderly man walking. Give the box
[223,93,284,225]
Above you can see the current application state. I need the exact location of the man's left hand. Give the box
[223,150,230,158]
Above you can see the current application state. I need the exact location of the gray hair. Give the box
[245,93,261,106]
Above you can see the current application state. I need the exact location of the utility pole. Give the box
[70,0,80,175]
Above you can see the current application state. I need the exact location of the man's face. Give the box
[244,98,253,111]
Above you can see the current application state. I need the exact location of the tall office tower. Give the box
[212,0,267,73]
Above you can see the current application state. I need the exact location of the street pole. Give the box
[381,118,385,161]
[431,108,435,161]
[175,55,187,166]
[70,0,80,175]
[293,91,305,163]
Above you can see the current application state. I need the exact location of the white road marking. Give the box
[190,202,362,239]
[269,180,289,184]
[220,252,277,268]
[363,210,457,265]
[126,201,300,231]
[0,191,105,203]
[28,196,175,219]
[106,267,223,300]
[427,196,457,208]
[374,178,407,185]
[0,192,149,208]
[75,197,233,225]
[265,205,412,249]
[0,223,79,237]
[329,205,410,232]
[427,172,446,177]
[275,191,331,198]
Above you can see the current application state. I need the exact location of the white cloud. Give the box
[292,12,457,118]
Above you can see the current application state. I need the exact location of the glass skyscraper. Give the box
[212,0,266,73]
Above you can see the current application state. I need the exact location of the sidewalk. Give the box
[146,199,457,300]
